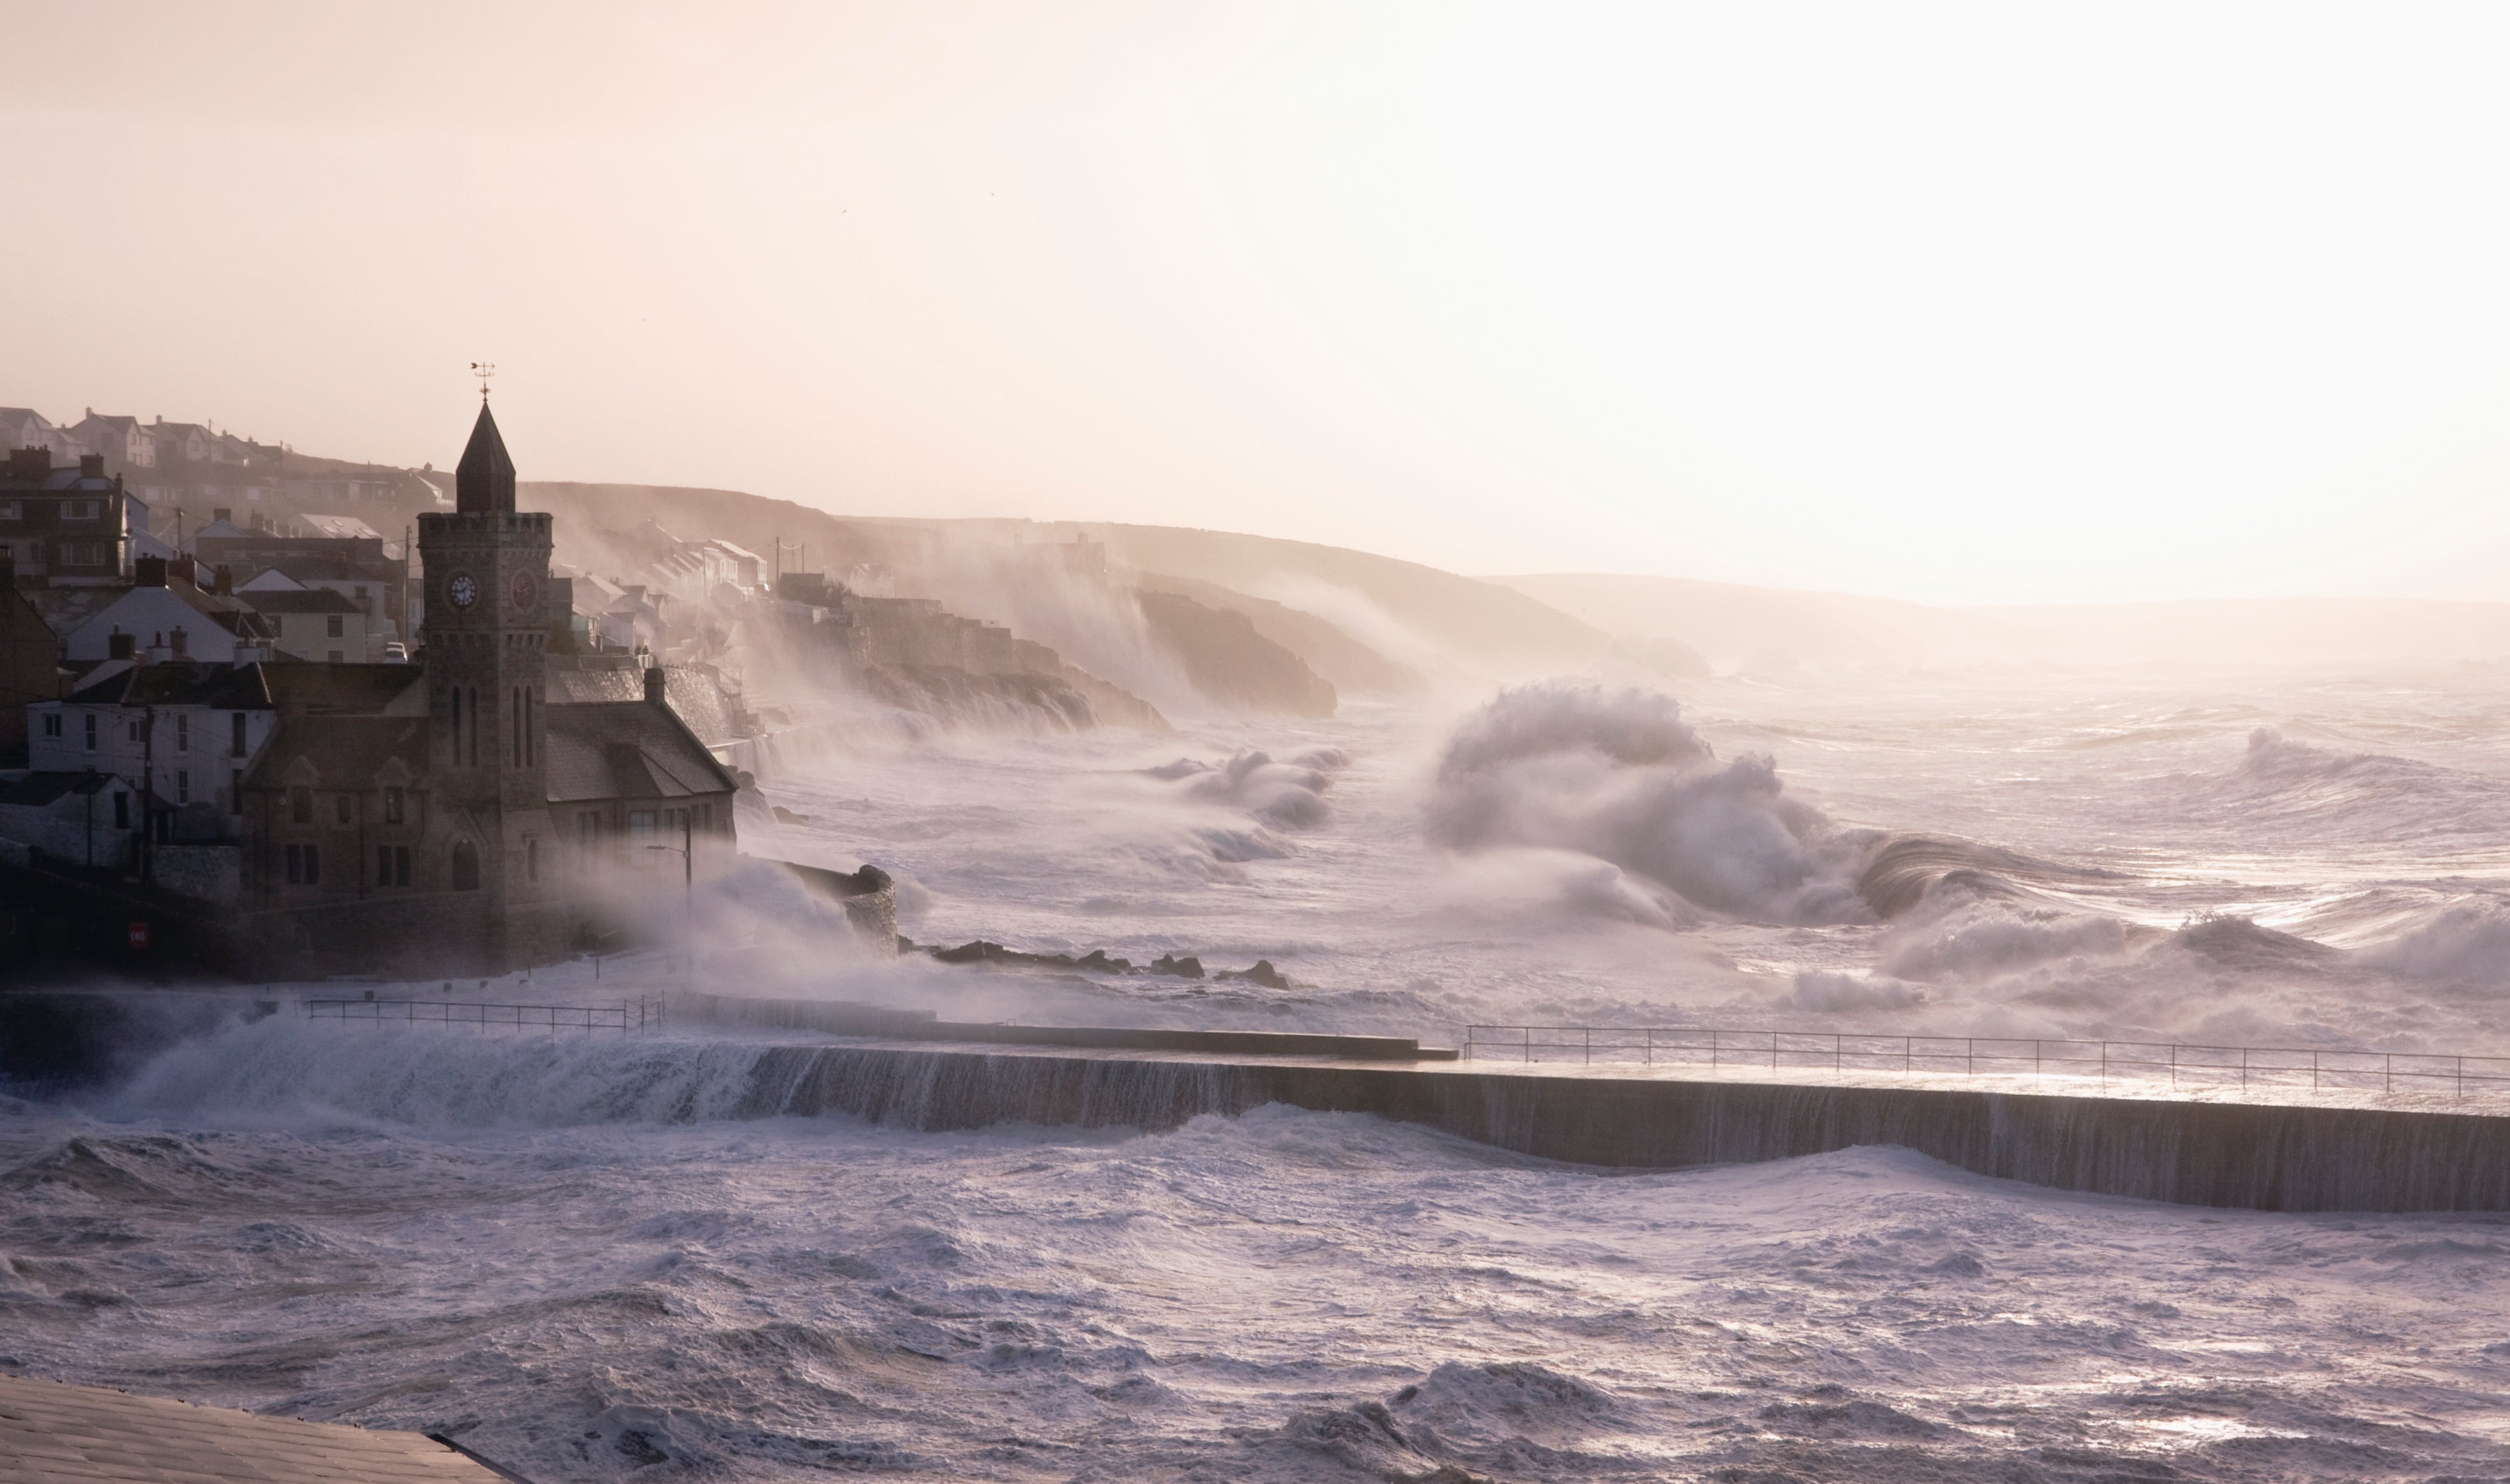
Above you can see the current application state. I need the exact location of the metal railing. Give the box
[1460,1024,2510,1097]
[306,996,666,1033]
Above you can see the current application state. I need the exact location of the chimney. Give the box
[78,454,103,477]
[5,447,45,481]
[169,626,188,659]
[644,665,670,708]
[213,507,231,524]
[145,632,172,665]
[134,556,167,587]
[108,632,135,661]
[213,564,233,595]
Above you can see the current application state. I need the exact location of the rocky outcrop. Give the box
[1134,571,1424,695]
[1136,590,1336,718]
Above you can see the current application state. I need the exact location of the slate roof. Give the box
[257,555,395,584]
[242,587,362,615]
[63,661,261,708]
[0,1371,513,1484]
[543,700,736,803]
[20,586,130,638]
[0,771,115,808]
[298,515,383,541]
[1,465,119,495]
[41,581,280,641]
[55,660,415,713]
[258,661,425,714]
[240,714,429,792]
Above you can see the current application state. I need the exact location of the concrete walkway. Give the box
[0,1374,521,1484]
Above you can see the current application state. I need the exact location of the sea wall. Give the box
[740,1044,2510,1213]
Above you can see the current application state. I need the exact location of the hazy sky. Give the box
[11,3,2510,604]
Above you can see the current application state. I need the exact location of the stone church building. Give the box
[235,401,737,972]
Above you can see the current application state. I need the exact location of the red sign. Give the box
[127,921,149,950]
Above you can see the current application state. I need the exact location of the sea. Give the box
[9,662,2510,1480]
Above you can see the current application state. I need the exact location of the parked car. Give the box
[381,642,409,663]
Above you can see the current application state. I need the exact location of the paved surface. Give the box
[0,1373,515,1484]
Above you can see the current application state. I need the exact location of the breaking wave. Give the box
[1427,683,1874,924]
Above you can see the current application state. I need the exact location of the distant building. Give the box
[0,449,138,581]
[3,401,741,975]
[228,399,738,971]
[63,411,153,469]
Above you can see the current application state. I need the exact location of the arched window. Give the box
[450,839,479,891]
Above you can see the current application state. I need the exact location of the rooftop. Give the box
[543,699,736,803]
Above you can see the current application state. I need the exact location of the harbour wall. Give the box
[742,1043,2510,1213]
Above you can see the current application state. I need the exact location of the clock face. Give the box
[509,570,540,613]
[447,572,479,609]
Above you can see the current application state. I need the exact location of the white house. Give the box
[24,658,425,824]
[242,587,367,662]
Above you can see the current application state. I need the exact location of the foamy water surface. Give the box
[10,664,2510,1479]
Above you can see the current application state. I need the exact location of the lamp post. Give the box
[643,809,694,985]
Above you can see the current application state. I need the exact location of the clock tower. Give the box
[417,397,559,965]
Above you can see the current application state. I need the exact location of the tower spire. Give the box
[455,399,516,513]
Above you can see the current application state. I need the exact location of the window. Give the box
[526,837,540,882]
[175,715,189,753]
[231,712,248,756]
[325,615,343,639]
[334,794,352,826]
[42,712,59,739]
[83,713,95,750]
[384,786,403,825]
[112,791,128,829]
[394,845,411,886]
[63,500,97,521]
[127,719,139,743]
[377,844,391,885]
[0,501,19,520]
[229,769,242,815]
[628,810,656,837]
[285,843,321,885]
[289,785,312,824]
[175,769,188,804]
[575,811,599,841]
[449,841,479,891]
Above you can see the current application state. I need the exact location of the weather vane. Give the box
[470,361,495,401]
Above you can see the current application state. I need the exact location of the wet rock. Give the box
[1148,954,1205,979]
[1216,959,1291,989]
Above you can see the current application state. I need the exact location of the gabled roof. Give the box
[259,553,395,583]
[63,660,259,708]
[60,581,279,641]
[241,714,429,792]
[243,587,362,615]
[259,661,425,714]
[21,585,129,637]
[0,770,117,807]
[543,699,737,803]
[191,518,251,541]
